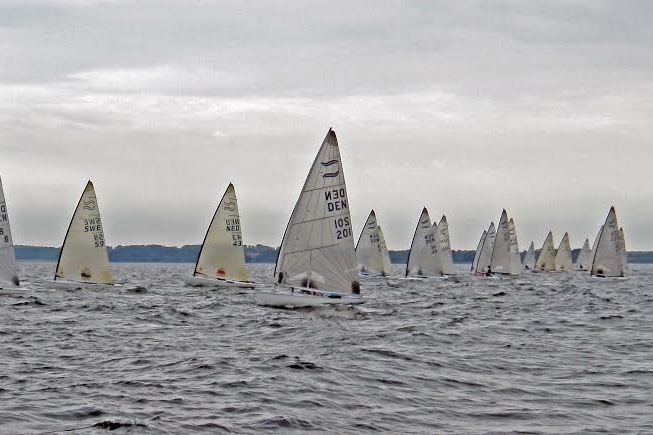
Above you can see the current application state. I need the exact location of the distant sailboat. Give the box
[489,210,520,275]
[183,183,255,288]
[0,175,22,295]
[355,210,392,276]
[437,215,456,276]
[522,241,536,270]
[255,129,364,307]
[574,238,591,271]
[619,227,627,271]
[49,181,116,289]
[590,207,624,278]
[508,218,522,273]
[473,222,496,275]
[534,231,555,272]
[405,208,443,278]
[554,232,573,271]
[471,230,487,273]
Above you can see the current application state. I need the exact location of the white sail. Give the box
[376,225,393,275]
[554,232,573,271]
[356,210,392,276]
[619,228,627,270]
[588,225,602,270]
[406,208,443,277]
[0,176,19,287]
[193,183,250,282]
[437,215,456,275]
[55,181,113,284]
[274,129,359,294]
[590,207,623,277]
[534,231,555,272]
[475,222,496,274]
[490,210,518,275]
[471,230,487,272]
[508,218,522,274]
[574,238,591,271]
[522,241,536,270]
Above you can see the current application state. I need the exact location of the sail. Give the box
[406,208,442,276]
[475,222,496,274]
[437,215,456,275]
[356,210,392,275]
[522,241,536,270]
[590,207,623,277]
[588,225,602,270]
[376,225,393,275]
[554,232,573,271]
[534,231,555,272]
[55,181,113,284]
[471,230,487,272]
[490,210,515,274]
[273,129,359,293]
[508,218,522,274]
[193,183,249,282]
[619,228,627,270]
[0,176,19,286]
[574,238,591,271]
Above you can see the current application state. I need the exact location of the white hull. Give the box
[255,287,367,307]
[0,286,29,295]
[46,279,121,290]
[183,274,255,289]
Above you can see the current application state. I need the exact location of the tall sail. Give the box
[554,232,573,271]
[356,210,392,275]
[193,183,249,282]
[574,238,591,271]
[490,210,518,274]
[508,218,522,274]
[55,181,113,284]
[590,207,623,277]
[0,176,19,287]
[522,241,536,270]
[437,215,456,275]
[534,231,555,272]
[406,208,442,277]
[588,225,602,270]
[274,129,359,293]
[471,230,487,272]
[619,228,627,270]
[475,222,496,274]
[377,225,393,275]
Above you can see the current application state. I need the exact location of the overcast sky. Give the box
[1,0,652,250]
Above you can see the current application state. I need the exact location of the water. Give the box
[1,263,652,434]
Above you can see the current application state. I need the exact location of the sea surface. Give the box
[1,262,652,434]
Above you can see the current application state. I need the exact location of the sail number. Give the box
[334,216,351,239]
[83,217,105,247]
[225,219,242,246]
[0,227,7,244]
[325,189,348,213]
[0,204,7,222]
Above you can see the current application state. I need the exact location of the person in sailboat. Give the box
[486,266,493,277]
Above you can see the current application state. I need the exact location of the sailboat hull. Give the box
[0,286,29,295]
[183,274,255,289]
[255,287,367,307]
[46,279,120,290]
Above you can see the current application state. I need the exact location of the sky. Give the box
[1,0,652,250]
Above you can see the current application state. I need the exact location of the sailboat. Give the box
[489,210,520,276]
[255,129,365,307]
[437,215,456,276]
[355,210,392,276]
[508,218,522,273]
[590,207,624,278]
[49,181,116,290]
[619,228,627,271]
[405,208,443,278]
[183,183,255,288]
[522,242,536,270]
[574,238,591,271]
[534,231,555,272]
[554,232,573,271]
[471,230,487,273]
[0,175,22,295]
[473,222,496,275]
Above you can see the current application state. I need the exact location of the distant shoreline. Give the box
[14,245,653,264]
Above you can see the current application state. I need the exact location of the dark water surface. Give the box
[1,262,652,434]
